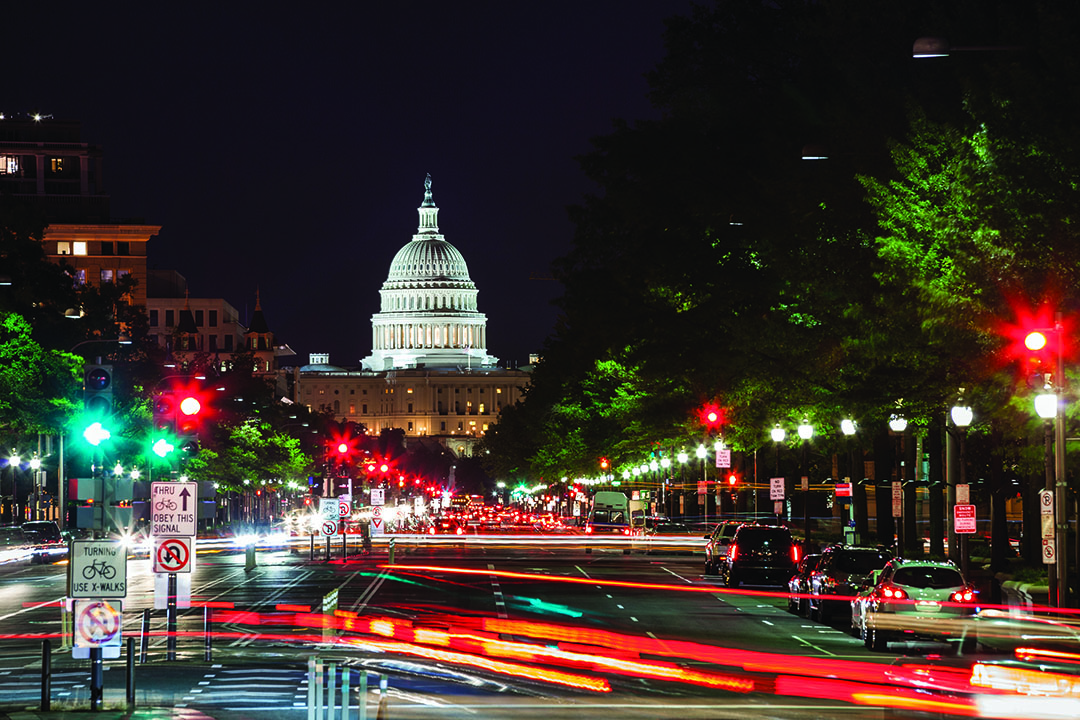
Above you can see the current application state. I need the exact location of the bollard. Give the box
[376,674,389,720]
[328,661,337,720]
[310,533,315,561]
[326,534,331,561]
[139,608,150,664]
[245,542,257,572]
[307,656,316,720]
[341,666,351,720]
[388,538,395,565]
[358,671,368,720]
[315,656,324,719]
[126,636,136,707]
[40,639,51,711]
[204,605,213,662]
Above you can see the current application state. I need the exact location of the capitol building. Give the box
[292,176,531,456]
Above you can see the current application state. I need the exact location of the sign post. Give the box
[1040,489,1055,565]
[151,481,198,661]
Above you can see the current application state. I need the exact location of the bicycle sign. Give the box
[69,540,127,598]
[151,481,198,537]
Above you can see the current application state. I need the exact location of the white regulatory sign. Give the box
[770,477,785,500]
[320,498,339,536]
[151,481,199,537]
[1039,489,1054,516]
[153,536,194,574]
[73,599,122,653]
[370,488,385,506]
[69,540,127,598]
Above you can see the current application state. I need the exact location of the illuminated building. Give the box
[296,176,530,456]
[0,115,159,307]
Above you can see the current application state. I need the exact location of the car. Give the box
[704,521,740,575]
[787,553,822,616]
[21,521,67,564]
[720,524,798,588]
[427,517,465,535]
[806,545,892,623]
[852,558,979,654]
[0,525,33,565]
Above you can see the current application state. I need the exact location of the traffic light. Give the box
[727,473,738,487]
[84,364,113,416]
[152,391,177,433]
[599,457,610,471]
[82,421,111,447]
[699,402,724,432]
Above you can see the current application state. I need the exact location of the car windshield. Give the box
[893,566,963,590]
[835,550,891,574]
[21,522,61,542]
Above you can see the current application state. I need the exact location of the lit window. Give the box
[496,388,502,394]
[408,422,414,432]
[0,156,18,174]
[74,269,86,286]
[349,405,355,413]
[479,403,485,414]
[50,158,64,173]
[407,388,413,394]
[319,389,325,395]
[72,242,87,256]
[118,269,131,279]
[57,241,71,255]
[101,269,115,283]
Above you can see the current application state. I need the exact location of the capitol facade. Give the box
[293,176,531,456]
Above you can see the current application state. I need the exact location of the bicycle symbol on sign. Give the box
[82,559,117,580]
[154,498,177,512]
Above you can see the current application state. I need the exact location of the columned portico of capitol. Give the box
[291,176,531,457]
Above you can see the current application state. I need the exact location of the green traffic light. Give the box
[152,438,175,458]
[82,422,111,446]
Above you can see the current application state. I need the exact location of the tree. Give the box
[0,311,82,434]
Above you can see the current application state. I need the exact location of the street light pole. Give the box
[1053,314,1068,608]
[798,420,813,550]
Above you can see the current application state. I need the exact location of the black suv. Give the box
[806,545,892,623]
[721,524,797,588]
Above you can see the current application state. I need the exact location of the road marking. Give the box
[488,563,508,619]
[792,634,836,656]
[574,565,591,579]
[762,620,774,626]
[631,616,639,622]
[660,566,694,584]
[350,571,390,614]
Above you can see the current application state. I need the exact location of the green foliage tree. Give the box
[0,311,82,434]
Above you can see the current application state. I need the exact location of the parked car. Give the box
[427,517,465,535]
[704,521,741,575]
[787,553,822,615]
[807,545,892,623]
[721,524,798,588]
[21,521,67,564]
[852,558,978,654]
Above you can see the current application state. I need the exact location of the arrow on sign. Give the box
[179,486,191,511]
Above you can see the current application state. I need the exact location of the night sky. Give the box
[6,2,693,368]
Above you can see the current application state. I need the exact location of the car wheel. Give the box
[861,622,872,649]
[787,594,797,613]
[870,627,888,652]
[727,572,740,588]
[817,603,829,624]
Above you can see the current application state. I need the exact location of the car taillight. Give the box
[623,528,630,536]
[880,585,908,600]
[585,525,593,534]
[791,544,801,563]
[951,587,976,603]
[728,544,738,562]
[456,527,464,535]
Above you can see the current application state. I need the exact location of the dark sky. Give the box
[6,2,693,368]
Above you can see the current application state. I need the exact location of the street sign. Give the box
[73,599,122,659]
[1039,489,1054,515]
[953,504,977,534]
[1043,537,1056,565]
[773,500,783,515]
[770,477,785,500]
[371,505,384,535]
[69,540,127,598]
[835,482,852,498]
[956,483,969,505]
[716,449,731,468]
[151,481,198,537]
[697,481,707,496]
[338,497,351,518]
[370,488,385,506]
[800,476,809,492]
[153,536,193,574]
[319,498,338,536]
[892,481,902,519]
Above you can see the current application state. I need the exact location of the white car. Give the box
[852,558,979,654]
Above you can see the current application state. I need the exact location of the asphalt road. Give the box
[0,535,1033,718]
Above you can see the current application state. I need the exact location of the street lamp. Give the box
[4,452,20,524]
[696,444,708,527]
[798,419,813,548]
[677,450,689,518]
[660,457,671,517]
[948,402,973,578]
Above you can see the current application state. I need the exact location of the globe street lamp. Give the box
[798,419,813,549]
[660,457,671,517]
[4,452,20,524]
[949,403,973,578]
[840,419,857,541]
[677,450,689,518]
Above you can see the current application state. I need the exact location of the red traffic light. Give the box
[727,473,738,486]
[698,402,725,431]
[599,457,610,470]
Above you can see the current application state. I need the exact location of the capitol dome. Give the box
[360,175,499,371]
